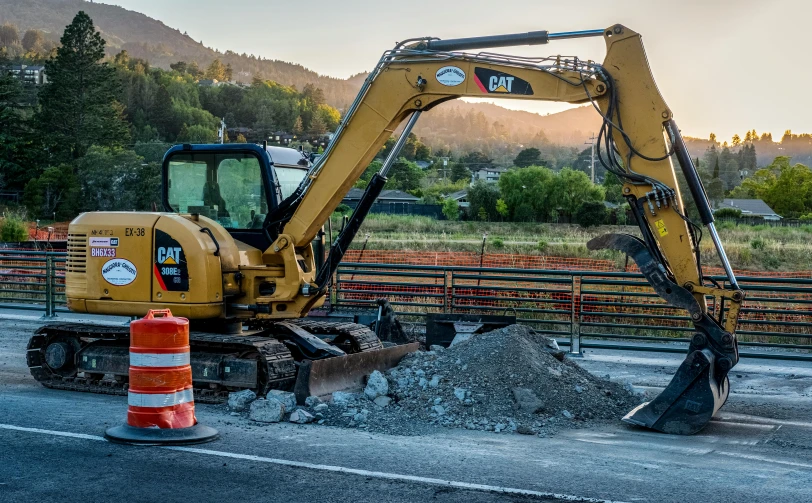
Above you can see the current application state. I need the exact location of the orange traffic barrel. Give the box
[105,309,217,445]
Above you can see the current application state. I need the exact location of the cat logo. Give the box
[157,247,182,264]
[473,67,534,95]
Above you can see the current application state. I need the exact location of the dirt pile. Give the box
[316,324,640,436]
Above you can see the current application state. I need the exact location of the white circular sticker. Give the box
[435,66,466,86]
[101,258,137,286]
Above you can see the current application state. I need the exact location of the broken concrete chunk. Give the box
[305,396,323,408]
[574,385,584,394]
[428,375,441,388]
[373,396,392,408]
[364,370,389,400]
[249,399,285,423]
[267,390,297,411]
[227,389,256,412]
[561,410,573,419]
[512,387,544,413]
[313,403,329,412]
[453,388,467,401]
[331,391,357,405]
[432,405,446,415]
[289,409,314,424]
[429,345,445,352]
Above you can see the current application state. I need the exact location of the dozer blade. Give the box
[622,349,728,434]
[589,233,736,435]
[294,342,419,405]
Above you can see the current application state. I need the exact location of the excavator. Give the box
[26,24,744,435]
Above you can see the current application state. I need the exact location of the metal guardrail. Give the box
[2,250,810,361]
[0,249,66,317]
[334,262,812,362]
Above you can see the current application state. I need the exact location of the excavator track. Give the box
[26,319,382,404]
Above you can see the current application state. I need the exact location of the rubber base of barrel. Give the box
[104,423,219,446]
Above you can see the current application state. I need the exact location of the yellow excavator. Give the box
[27,24,744,434]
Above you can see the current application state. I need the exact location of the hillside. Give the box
[0,0,602,148]
[0,0,360,108]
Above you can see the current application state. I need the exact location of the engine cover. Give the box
[66,212,226,318]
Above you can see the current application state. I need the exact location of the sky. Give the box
[101,0,809,141]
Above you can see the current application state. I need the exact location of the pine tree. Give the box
[34,11,130,160]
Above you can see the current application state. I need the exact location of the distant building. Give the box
[2,64,47,85]
[447,189,469,208]
[717,198,782,220]
[471,166,508,183]
[343,188,420,208]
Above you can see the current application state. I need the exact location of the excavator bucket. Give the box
[622,349,728,434]
[294,342,419,404]
[588,234,737,435]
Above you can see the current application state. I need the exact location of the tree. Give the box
[204,59,227,81]
[0,59,31,189]
[550,168,604,220]
[498,166,555,221]
[441,198,459,221]
[34,11,130,160]
[732,134,741,147]
[575,201,607,227]
[740,156,812,217]
[387,158,424,192]
[308,113,327,135]
[177,124,218,143]
[709,132,717,143]
[513,147,543,168]
[23,164,80,219]
[292,116,303,135]
[75,147,152,212]
[460,151,494,172]
[21,30,45,52]
[0,24,19,47]
[467,180,500,221]
[495,198,508,219]
[315,104,340,131]
[449,162,471,183]
[603,171,625,204]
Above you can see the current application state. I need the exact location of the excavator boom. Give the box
[268,24,744,434]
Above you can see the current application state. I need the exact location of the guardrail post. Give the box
[42,253,56,319]
[443,269,450,314]
[569,274,582,356]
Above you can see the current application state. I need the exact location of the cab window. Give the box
[167,153,267,229]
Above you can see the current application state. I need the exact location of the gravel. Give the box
[312,324,639,436]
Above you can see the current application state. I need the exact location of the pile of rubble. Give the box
[227,324,640,436]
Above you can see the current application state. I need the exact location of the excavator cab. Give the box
[161,143,310,250]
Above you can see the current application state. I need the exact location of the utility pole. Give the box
[439,157,450,181]
[218,117,226,144]
[584,134,596,183]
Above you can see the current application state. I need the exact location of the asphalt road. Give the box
[1,315,811,503]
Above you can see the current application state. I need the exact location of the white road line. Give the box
[0,423,627,503]
[715,451,812,470]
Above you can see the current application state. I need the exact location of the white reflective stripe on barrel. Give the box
[127,388,194,407]
[129,352,190,368]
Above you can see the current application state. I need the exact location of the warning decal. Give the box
[154,230,189,291]
[655,219,668,237]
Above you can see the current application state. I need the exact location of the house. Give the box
[471,166,508,183]
[271,131,296,145]
[23,65,46,85]
[447,189,469,208]
[415,160,433,169]
[717,199,782,220]
[197,79,221,87]
[342,187,420,208]
[2,64,47,85]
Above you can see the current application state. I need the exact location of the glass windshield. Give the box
[167,153,267,229]
[275,166,308,199]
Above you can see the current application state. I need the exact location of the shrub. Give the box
[0,211,29,242]
[441,198,460,221]
[335,203,352,215]
[491,237,504,249]
[574,201,607,228]
[714,208,742,219]
[538,240,549,252]
[750,237,765,250]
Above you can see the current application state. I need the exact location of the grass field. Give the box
[330,214,812,272]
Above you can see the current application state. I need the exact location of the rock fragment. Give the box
[289,409,314,424]
[364,370,389,400]
[249,399,285,423]
[228,389,256,412]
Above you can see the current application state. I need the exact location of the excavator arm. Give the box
[265,24,743,434]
